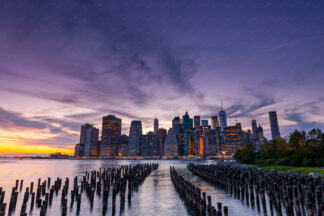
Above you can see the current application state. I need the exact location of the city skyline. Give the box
[1,0,324,155]
[74,109,277,158]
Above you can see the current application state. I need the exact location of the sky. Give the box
[0,0,324,155]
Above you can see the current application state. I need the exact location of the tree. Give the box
[234,143,256,164]
[288,130,306,150]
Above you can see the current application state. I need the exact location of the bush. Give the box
[301,158,315,167]
[234,128,324,167]
[275,157,290,166]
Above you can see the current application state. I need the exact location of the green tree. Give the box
[234,143,256,164]
[288,130,306,150]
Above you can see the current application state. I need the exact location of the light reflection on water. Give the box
[0,159,275,215]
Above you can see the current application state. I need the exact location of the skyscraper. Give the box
[257,124,265,149]
[101,115,122,157]
[251,120,258,140]
[251,119,258,148]
[182,111,194,156]
[194,116,200,129]
[128,120,142,156]
[154,117,159,135]
[74,144,80,157]
[118,134,129,156]
[79,123,93,156]
[157,128,167,157]
[206,129,218,156]
[172,117,180,136]
[201,120,208,126]
[84,126,99,157]
[211,116,220,129]
[140,132,160,157]
[164,128,178,157]
[223,124,243,155]
[269,111,281,140]
[219,109,227,132]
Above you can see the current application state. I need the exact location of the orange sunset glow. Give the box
[0,138,74,155]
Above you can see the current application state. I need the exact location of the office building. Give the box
[251,120,258,139]
[79,123,93,156]
[118,134,128,156]
[251,120,258,147]
[154,117,159,135]
[84,127,99,157]
[206,129,218,156]
[194,116,200,129]
[157,128,167,157]
[201,120,208,126]
[223,123,243,155]
[140,132,160,157]
[101,115,122,157]
[172,117,180,136]
[211,116,220,129]
[164,128,178,157]
[182,111,194,156]
[257,124,265,149]
[269,111,281,140]
[74,144,80,157]
[219,109,227,132]
[128,121,142,156]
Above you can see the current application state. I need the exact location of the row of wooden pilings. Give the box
[188,163,324,216]
[0,163,158,216]
[170,167,228,216]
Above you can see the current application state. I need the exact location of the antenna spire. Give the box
[221,99,223,110]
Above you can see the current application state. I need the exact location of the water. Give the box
[0,159,276,215]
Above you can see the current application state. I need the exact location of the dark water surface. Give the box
[0,159,275,215]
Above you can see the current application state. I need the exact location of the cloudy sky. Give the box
[0,0,324,155]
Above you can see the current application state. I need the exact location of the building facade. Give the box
[128,121,142,156]
[182,112,194,156]
[194,116,200,129]
[201,120,208,126]
[84,127,99,157]
[118,134,128,156]
[223,124,243,155]
[164,128,178,157]
[157,128,167,157]
[154,118,159,135]
[101,115,122,157]
[79,123,93,156]
[211,116,220,129]
[219,110,227,132]
[269,111,280,140]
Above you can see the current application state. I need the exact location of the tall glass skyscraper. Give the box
[251,120,258,140]
[79,123,93,157]
[164,128,178,157]
[154,117,159,135]
[269,111,280,140]
[172,117,180,136]
[100,115,121,157]
[219,109,227,132]
[128,120,142,156]
[182,111,194,156]
[194,116,200,129]
[201,120,208,126]
[157,128,167,157]
[84,126,99,157]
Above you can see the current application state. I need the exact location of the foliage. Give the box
[254,166,324,175]
[234,128,324,167]
[233,143,256,164]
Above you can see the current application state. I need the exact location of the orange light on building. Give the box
[199,137,204,155]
